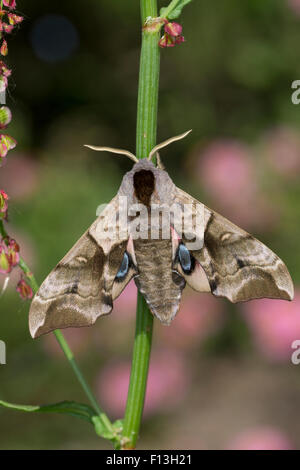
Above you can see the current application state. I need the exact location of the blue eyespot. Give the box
[178,243,194,274]
[115,252,130,282]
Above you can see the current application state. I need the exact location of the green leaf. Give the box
[0,399,96,423]
[160,0,193,20]
[0,399,120,443]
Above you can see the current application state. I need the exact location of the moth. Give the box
[29,130,294,338]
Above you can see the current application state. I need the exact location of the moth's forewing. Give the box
[29,198,132,338]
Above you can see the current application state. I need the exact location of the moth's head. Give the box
[84,129,192,169]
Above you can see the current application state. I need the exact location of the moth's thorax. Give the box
[118,158,176,206]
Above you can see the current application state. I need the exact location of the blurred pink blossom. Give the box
[0,189,8,218]
[42,327,92,358]
[96,350,190,418]
[164,21,183,37]
[158,291,224,349]
[242,291,300,361]
[196,140,273,230]
[263,127,300,178]
[0,237,19,274]
[0,226,36,291]
[7,13,23,26]
[197,140,256,202]
[112,280,137,319]
[16,276,33,300]
[0,153,39,200]
[287,0,300,15]
[228,426,293,450]
[3,0,16,9]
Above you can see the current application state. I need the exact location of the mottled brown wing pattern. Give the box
[175,187,294,303]
[29,197,131,338]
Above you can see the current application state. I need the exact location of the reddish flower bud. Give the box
[7,238,20,267]
[0,189,8,218]
[7,13,23,25]
[175,35,185,44]
[2,23,14,33]
[3,0,16,9]
[0,106,11,128]
[16,277,33,300]
[158,33,175,48]
[0,61,11,78]
[0,39,8,56]
[164,22,183,37]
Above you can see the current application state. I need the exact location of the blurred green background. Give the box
[0,0,300,449]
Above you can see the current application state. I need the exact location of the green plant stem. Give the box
[121,0,160,450]
[52,330,113,435]
[0,220,114,437]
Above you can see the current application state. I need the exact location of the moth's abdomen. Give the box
[133,238,185,325]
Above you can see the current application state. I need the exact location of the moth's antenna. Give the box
[156,152,164,170]
[84,145,139,163]
[148,129,192,161]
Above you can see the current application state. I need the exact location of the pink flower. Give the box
[242,291,300,361]
[0,20,13,33]
[159,32,185,48]
[158,291,224,349]
[174,35,185,44]
[7,13,23,25]
[159,20,185,48]
[0,40,8,56]
[0,154,39,200]
[0,229,35,290]
[197,140,256,202]
[96,350,190,418]
[6,238,20,267]
[42,327,92,358]
[228,427,293,450]
[0,152,39,202]
[3,0,16,9]
[112,280,137,319]
[263,127,300,178]
[0,189,8,217]
[0,60,10,77]
[0,237,19,274]
[287,0,300,15]
[164,22,182,37]
[158,33,175,48]
[195,139,274,230]
[16,277,33,300]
